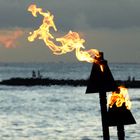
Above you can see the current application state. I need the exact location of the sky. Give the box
[0,0,140,63]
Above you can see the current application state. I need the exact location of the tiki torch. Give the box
[108,86,136,140]
[86,52,136,140]
[86,52,117,140]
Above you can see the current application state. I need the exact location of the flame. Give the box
[108,86,131,110]
[0,29,23,48]
[28,4,101,65]
[100,65,104,72]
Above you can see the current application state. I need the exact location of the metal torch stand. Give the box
[117,125,125,140]
[99,91,110,140]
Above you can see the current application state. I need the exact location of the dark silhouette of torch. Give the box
[85,52,136,140]
[108,88,136,140]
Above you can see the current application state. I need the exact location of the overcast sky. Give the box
[0,0,140,63]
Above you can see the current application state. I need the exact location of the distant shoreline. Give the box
[0,77,140,88]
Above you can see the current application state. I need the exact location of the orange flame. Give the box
[100,65,104,72]
[108,86,131,110]
[0,29,23,48]
[28,4,101,64]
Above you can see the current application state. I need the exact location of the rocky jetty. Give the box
[0,77,140,88]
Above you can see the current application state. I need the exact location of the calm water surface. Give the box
[0,86,139,140]
[0,63,139,140]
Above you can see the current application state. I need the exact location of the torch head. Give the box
[107,103,136,126]
[86,52,117,93]
[107,86,136,126]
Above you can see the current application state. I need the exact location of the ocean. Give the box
[0,62,140,140]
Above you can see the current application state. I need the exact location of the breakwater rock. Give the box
[0,78,86,86]
[0,78,140,88]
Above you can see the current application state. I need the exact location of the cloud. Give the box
[0,0,140,30]
[81,27,140,63]
[0,28,24,48]
[0,0,139,63]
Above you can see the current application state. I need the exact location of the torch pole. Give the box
[99,91,110,140]
[117,125,125,140]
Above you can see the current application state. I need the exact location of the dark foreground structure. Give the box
[0,77,140,88]
[85,52,136,140]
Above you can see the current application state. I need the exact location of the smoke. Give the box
[0,28,24,48]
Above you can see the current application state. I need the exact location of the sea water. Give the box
[0,62,140,140]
